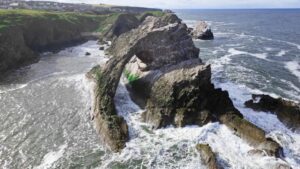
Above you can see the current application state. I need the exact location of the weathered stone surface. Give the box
[142,60,214,128]
[220,113,284,158]
[139,13,154,22]
[190,21,214,40]
[104,14,140,40]
[0,15,101,73]
[245,94,300,131]
[91,13,283,156]
[90,13,199,152]
[258,138,283,158]
[219,113,266,146]
[108,14,199,71]
[196,144,221,169]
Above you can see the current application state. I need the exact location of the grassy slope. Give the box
[0,9,120,33]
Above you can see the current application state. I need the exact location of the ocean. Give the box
[176,9,300,100]
[0,9,299,169]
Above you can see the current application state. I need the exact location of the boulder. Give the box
[103,14,140,40]
[99,46,105,50]
[245,94,300,131]
[257,138,283,158]
[196,144,221,169]
[191,21,214,40]
[219,113,266,146]
[142,59,214,128]
[85,52,91,56]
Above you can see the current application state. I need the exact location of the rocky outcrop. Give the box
[245,94,300,131]
[103,14,140,40]
[139,13,154,22]
[196,144,221,169]
[190,21,214,40]
[0,14,102,73]
[90,12,283,157]
[90,13,199,152]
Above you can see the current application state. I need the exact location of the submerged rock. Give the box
[245,94,300,131]
[196,144,221,169]
[190,21,214,40]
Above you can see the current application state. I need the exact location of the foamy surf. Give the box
[33,144,67,169]
[285,61,300,82]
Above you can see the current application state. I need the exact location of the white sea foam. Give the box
[285,61,300,82]
[214,81,300,168]
[276,50,287,57]
[34,144,67,169]
[229,48,268,60]
[94,72,299,168]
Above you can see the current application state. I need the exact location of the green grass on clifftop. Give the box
[0,9,118,32]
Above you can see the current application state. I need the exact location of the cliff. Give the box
[0,10,122,73]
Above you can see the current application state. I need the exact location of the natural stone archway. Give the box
[90,14,284,160]
[91,14,200,152]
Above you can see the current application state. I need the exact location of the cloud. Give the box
[26,0,300,9]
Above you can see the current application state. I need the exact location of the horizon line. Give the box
[171,7,300,10]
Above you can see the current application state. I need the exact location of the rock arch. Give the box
[91,14,199,152]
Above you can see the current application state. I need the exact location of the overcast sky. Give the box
[27,0,300,9]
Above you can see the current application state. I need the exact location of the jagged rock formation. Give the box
[190,21,214,40]
[245,94,300,131]
[91,12,283,157]
[196,144,221,169]
[90,13,199,152]
[139,13,154,22]
[103,14,140,40]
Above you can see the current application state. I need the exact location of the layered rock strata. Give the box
[91,13,283,159]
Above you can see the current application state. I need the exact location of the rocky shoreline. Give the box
[87,12,294,169]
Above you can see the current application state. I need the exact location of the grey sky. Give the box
[27,0,300,9]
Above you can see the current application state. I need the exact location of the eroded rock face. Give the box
[0,16,101,73]
[245,94,300,131]
[196,144,221,169]
[103,14,140,40]
[91,13,199,152]
[190,21,214,40]
[143,59,213,128]
[91,13,283,156]
[108,14,199,70]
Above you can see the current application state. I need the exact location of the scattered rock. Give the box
[219,112,266,146]
[258,138,284,158]
[196,144,221,169]
[85,52,91,56]
[191,21,214,40]
[245,94,300,131]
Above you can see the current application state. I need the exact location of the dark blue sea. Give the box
[176,9,300,100]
